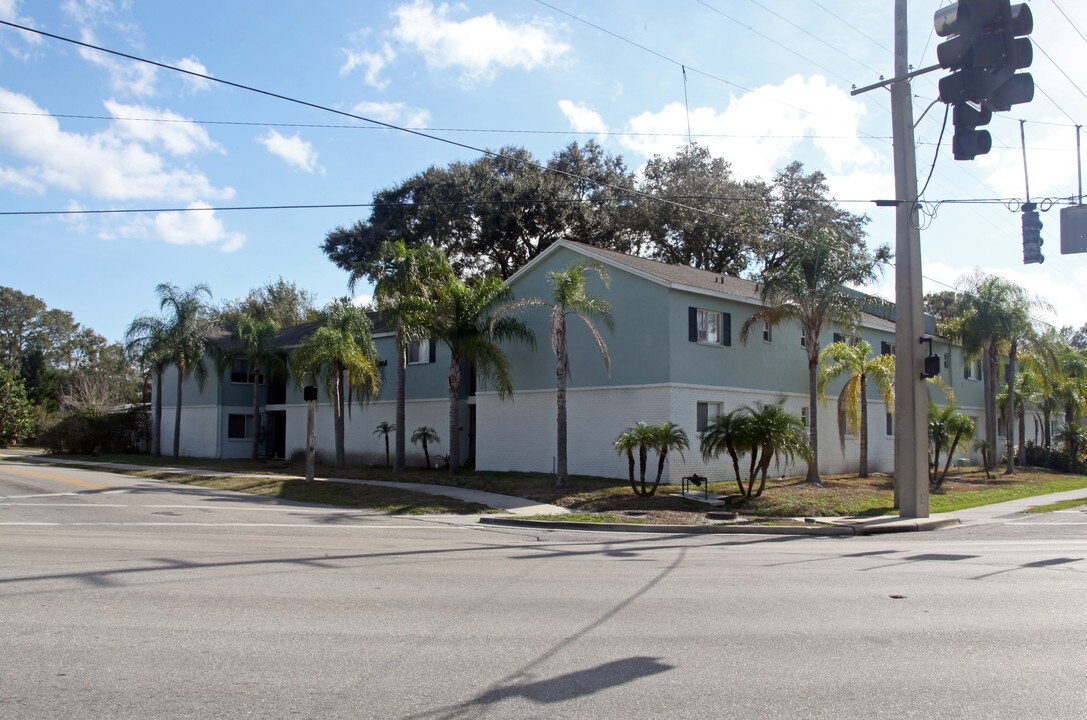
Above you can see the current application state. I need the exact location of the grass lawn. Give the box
[1022,498,1087,514]
[10,452,1087,521]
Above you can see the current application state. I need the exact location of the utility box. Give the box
[1061,205,1087,255]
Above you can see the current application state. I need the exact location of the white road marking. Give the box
[0,521,468,529]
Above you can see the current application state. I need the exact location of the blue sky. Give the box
[1,0,1085,342]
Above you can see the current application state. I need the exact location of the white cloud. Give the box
[0,164,42,192]
[61,0,116,26]
[341,44,396,90]
[352,100,431,128]
[104,100,220,156]
[620,75,879,183]
[78,28,157,97]
[257,130,321,173]
[0,88,232,201]
[558,100,607,140]
[923,258,1087,330]
[175,56,212,92]
[0,0,41,48]
[112,203,246,252]
[390,1,569,83]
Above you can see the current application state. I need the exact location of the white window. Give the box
[834,333,861,347]
[801,407,809,428]
[697,401,723,432]
[408,339,432,365]
[698,309,720,344]
[800,327,807,348]
[762,321,772,343]
[227,413,254,440]
[964,357,982,381]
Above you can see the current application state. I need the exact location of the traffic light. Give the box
[951,101,992,160]
[934,0,1035,158]
[1022,202,1043,264]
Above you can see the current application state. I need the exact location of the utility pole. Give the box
[891,0,929,518]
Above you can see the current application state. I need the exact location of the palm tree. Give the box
[743,400,812,497]
[374,421,396,467]
[545,262,614,488]
[613,421,659,497]
[740,231,888,485]
[154,283,214,460]
[123,313,170,457]
[650,422,689,495]
[359,240,452,474]
[928,404,976,489]
[218,315,283,460]
[946,272,1043,475]
[817,340,895,478]
[291,300,381,470]
[430,274,535,474]
[972,438,995,479]
[411,425,440,468]
[699,410,753,496]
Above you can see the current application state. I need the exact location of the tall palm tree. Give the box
[123,313,170,457]
[290,300,381,470]
[430,274,535,474]
[218,315,283,460]
[154,283,214,460]
[740,231,887,485]
[817,340,895,477]
[545,262,614,488]
[374,421,396,467]
[357,240,452,474]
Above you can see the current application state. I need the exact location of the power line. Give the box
[1033,38,1087,102]
[1050,0,1087,50]
[805,0,892,54]
[0,19,754,229]
[530,0,894,148]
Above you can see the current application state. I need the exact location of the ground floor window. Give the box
[886,412,894,437]
[228,413,254,440]
[801,407,809,428]
[696,401,723,431]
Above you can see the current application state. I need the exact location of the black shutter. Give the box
[428,339,436,364]
[881,341,890,355]
[721,313,731,346]
[834,332,842,344]
[688,307,698,342]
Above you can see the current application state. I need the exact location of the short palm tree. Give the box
[546,262,614,488]
[699,410,753,496]
[817,340,895,478]
[1055,423,1087,465]
[374,421,396,467]
[411,425,440,468]
[291,300,381,470]
[929,404,976,489]
[972,438,995,479]
[743,400,812,497]
[430,274,535,474]
[615,421,685,497]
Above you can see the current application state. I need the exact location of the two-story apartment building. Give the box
[155,240,987,482]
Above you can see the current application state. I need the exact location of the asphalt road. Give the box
[2,460,1086,719]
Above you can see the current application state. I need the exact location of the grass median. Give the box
[9,453,1087,522]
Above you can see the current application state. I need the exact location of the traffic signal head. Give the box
[951,102,992,160]
[1022,203,1044,264]
[935,1,1034,114]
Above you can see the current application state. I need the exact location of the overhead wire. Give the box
[1050,0,1087,50]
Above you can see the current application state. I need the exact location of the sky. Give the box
[1,0,1085,343]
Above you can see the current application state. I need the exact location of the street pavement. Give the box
[1,459,1086,719]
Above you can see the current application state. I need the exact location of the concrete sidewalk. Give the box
[1,454,570,516]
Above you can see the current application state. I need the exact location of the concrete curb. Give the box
[479,515,961,536]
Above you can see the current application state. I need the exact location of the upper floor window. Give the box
[800,327,807,348]
[408,339,435,365]
[880,341,896,356]
[833,333,861,347]
[230,359,262,385]
[762,321,772,343]
[688,307,731,346]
